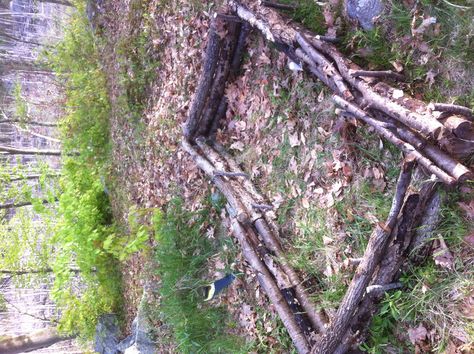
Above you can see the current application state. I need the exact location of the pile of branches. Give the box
[181,1,473,353]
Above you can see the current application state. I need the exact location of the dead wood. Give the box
[296,33,353,100]
[181,139,250,222]
[197,139,327,333]
[333,95,457,185]
[313,159,415,354]
[350,70,405,82]
[307,38,447,140]
[440,115,474,139]
[209,96,228,138]
[183,19,221,140]
[335,183,439,353]
[229,216,311,353]
[230,22,251,78]
[198,21,240,137]
[295,48,339,93]
[433,103,473,120]
[262,1,297,11]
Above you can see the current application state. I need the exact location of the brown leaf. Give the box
[408,324,428,345]
[433,235,454,270]
[458,200,474,220]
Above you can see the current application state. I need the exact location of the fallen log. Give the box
[333,95,457,185]
[197,139,327,332]
[229,216,311,353]
[433,103,473,121]
[313,159,415,354]
[198,21,240,137]
[335,183,439,353]
[183,18,222,140]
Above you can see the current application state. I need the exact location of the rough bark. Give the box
[313,159,415,354]
[333,95,457,185]
[229,217,311,353]
[433,103,473,120]
[0,145,62,156]
[183,19,222,140]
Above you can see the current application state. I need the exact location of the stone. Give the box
[346,0,384,30]
[94,314,120,354]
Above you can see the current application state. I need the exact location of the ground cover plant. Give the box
[153,198,247,353]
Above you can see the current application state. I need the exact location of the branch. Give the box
[333,95,458,185]
[350,70,405,82]
[313,159,415,354]
[433,103,473,120]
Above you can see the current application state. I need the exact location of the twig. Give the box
[350,70,405,82]
[262,1,297,11]
[433,103,473,121]
[366,282,403,294]
[313,159,415,354]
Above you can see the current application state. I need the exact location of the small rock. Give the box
[346,0,384,30]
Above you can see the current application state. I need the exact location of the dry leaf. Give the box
[230,141,245,151]
[289,133,300,147]
[433,235,454,270]
[408,324,428,345]
[301,197,310,209]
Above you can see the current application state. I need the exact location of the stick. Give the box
[230,217,311,353]
[333,95,457,185]
[313,159,415,354]
[262,1,297,11]
[433,103,473,120]
[295,32,353,100]
[309,38,446,140]
[183,19,221,140]
[350,70,405,82]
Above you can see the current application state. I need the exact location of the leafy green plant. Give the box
[153,198,246,353]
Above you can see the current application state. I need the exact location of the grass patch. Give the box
[362,192,473,352]
[153,198,246,353]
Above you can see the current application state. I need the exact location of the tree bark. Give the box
[313,159,414,354]
[0,328,73,354]
[0,145,62,156]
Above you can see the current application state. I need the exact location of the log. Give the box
[295,32,353,100]
[229,217,311,353]
[335,184,439,353]
[181,139,250,222]
[183,19,221,140]
[308,38,447,140]
[198,21,240,137]
[350,70,405,82]
[262,1,297,11]
[313,159,415,354]
[440,115,474,139]
[230,22,251,79]
[333,95,457,185]
[433,103,473,121]
[198,140,327,333]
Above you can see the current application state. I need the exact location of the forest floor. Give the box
[95,0,473,352]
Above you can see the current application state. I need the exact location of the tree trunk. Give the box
[0,328,72,354]
[0,145,61,156]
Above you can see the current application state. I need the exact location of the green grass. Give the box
[153,198,247,354]
[362,191,473,352]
